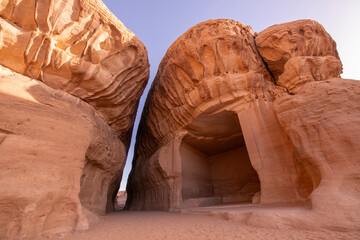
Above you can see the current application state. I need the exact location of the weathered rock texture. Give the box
[127,19,360,231]
[269,78,360,230]
[255,20,340,82]
[0,0,149,147]
[0,0,149,239]
[0,66,125,238]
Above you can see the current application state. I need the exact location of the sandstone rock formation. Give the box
[270,78,360,230]
[126,19,360,231]
[0,66,125,238]
[0,0,149,147]
[255,20,340,82]
[0,1,149,239]
[127,19,303,211]
[276,56,342,93]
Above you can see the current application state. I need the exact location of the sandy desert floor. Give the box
[43,211,360,240]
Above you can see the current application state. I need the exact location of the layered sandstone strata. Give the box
[255,20,340,82]
[127,19,360,231]
[0,66,125,238]
[127,19,303,211]
[0,0,149,147]
[269,78,360,230]
[0,0,149,239]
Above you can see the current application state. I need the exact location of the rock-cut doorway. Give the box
[180,110,260,207]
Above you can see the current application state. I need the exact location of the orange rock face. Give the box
[127,19,303,211]
[255,19,340,81]
[0,66,126,238]
[272,78,360,230]
[126,19,360,231]
[127,19,286,211]
[0,0,149,239]
[277,56,342,93]
[0,0,149,146]
[135,19,272,159]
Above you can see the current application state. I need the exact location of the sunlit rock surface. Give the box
[0,0,149,146]
[0,66,125,239]
[277,56,342,93]
[271,78,360,230]
[0,0,149,239]
[127,19,301,211]
[127,19,360,231]
[255,19,339,82]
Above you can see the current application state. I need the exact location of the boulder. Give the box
[255,19,339,82]
[277,56,342,93]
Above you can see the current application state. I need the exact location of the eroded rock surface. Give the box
[277,56,342,93]
[0,0,149,146]
[0,0,149,239]
[272,78,360,230]
[134,19,272,157]
[127,19,360,231]
[0,66,125,239]
[127,19,302,211]
[255,19,340,82]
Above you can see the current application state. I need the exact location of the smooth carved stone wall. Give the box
[211,146,260,203]
[0,0,150,147]
[0,66,126,239]
[180,143,213,199]
[127,19,360,230]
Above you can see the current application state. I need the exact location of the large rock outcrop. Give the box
[269,78,360,230]
[0,66,125,238]
[0,0,149,239]
[255,19,340,82]
[127,19,303,211]
[126,19,360,231]
[0,0,149,147]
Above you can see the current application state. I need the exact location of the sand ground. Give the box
[44,211,360,240]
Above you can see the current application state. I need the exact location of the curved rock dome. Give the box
[126,19,360,232]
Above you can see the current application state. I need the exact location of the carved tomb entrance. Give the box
[180,110,260,207]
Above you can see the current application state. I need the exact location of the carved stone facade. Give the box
[126,19,360,231]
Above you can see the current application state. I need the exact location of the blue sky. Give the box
[101,0,360,190]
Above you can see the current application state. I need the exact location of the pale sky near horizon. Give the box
[101,0,360,190]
